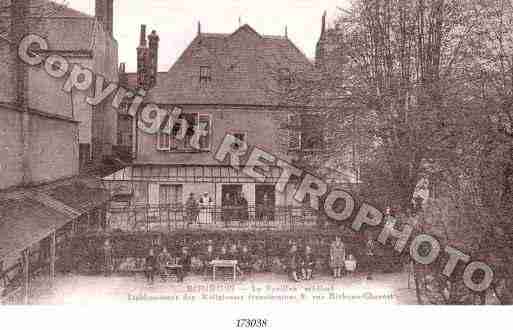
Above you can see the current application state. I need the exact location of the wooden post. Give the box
[49,231,56,288]
[22,249,29,304]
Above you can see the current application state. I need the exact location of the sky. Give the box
[64,0,348,72]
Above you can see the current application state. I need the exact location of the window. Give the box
[198,114,212,150]
[157,130,171,151]
[200,66,211,86]
[157,112,212,152]
[222,185,243,207]
[231,132,247,151]
[159,184,183,206]
[233,132,246,142]
[172,112,198,150]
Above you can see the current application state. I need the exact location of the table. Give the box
[211,260,238,281]
[165,263,183,281]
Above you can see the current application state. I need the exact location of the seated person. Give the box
[157,247,172,280]
[227,244,240,260]
[177,246,191,282]
[145,248,157,285]
[301,246,315,280]
[202,244,216,275]
[215,245,233,278]
[239,245,253,274]
[228,244,243,276]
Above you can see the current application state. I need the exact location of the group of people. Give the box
[102,233,377,284]
[185,192,214,224]
[286,236,373,282]
[222,191,249,223]
[184,191,278,225]
[144,246,192,284]
[143,241,254,284]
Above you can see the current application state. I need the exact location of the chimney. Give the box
[147,30,160,88]
[118,63,128,88]
[139,24,147,47]
[137,25,148,89]
[96,0,114,35]
[315,11,328,69]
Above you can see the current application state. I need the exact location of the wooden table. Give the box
[211,260,238,281]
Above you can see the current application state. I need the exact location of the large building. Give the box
[0,0,119,179]
[0,0,118,303]
[106,23,326,230]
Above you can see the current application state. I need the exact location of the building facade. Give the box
[106,23,326,230]
[0,0,119,184]
[0,0,117,303]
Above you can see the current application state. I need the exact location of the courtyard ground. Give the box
[33,271,419,305]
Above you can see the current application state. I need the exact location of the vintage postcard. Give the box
[1,0,512,328]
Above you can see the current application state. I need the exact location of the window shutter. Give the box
[148,183,159,206]
[157,131,170,151]
[198,114,212,151]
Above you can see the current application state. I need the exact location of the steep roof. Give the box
[147,24,314,106]
[0,197,71,260]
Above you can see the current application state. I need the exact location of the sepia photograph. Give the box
[1,0,512,327]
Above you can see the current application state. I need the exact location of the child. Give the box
[157,247,172,281]
[345,254,357,275]
[239,245,253,274]
[302,246,315,280]
[330,236,346,279]
[287,244,301,282]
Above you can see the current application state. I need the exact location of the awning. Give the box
[47,181,111,215]
[0,197,72,260]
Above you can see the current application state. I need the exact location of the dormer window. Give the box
[200,66,211,86]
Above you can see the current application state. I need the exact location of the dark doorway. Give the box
[222,185,243,223]
[255,185,275,220]
[222,185,243,206]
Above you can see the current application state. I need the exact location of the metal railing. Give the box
[106,204,323,232]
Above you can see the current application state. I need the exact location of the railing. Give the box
[106,204,324,232]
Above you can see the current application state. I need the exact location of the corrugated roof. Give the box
[0,197,71,259]
[147,24,314,106]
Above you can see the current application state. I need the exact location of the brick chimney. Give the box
[136,25,159,90]
[118,63,128,89]
[95,0,114,35]
[136,24,148,89]
[147,30,160,88]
